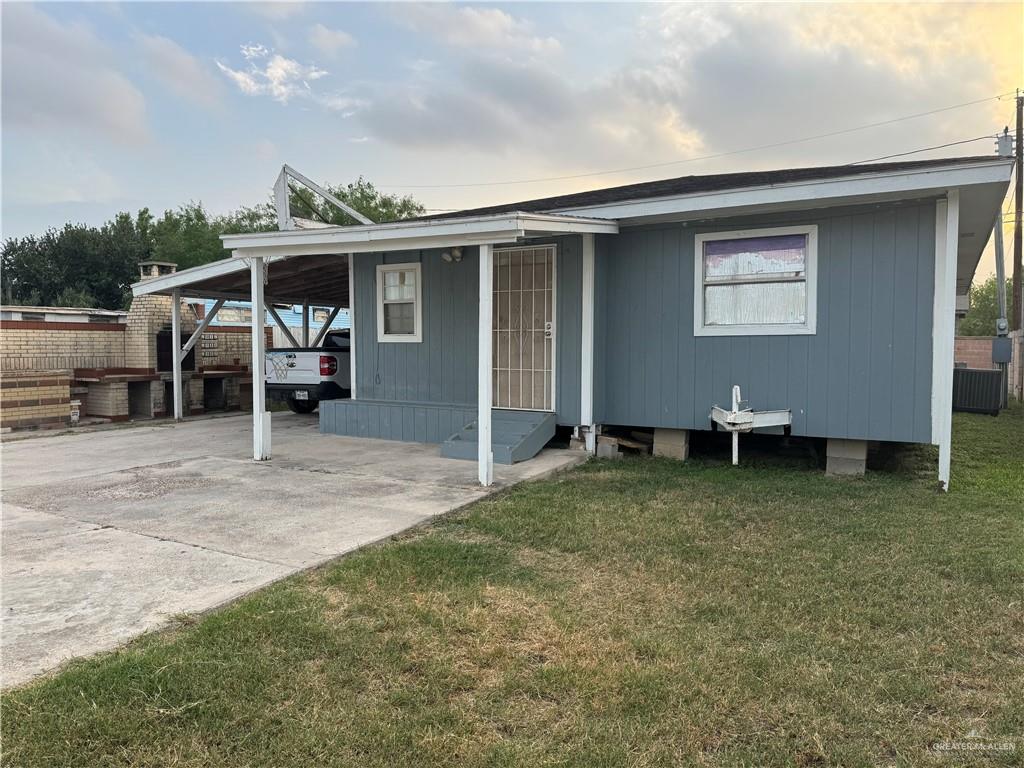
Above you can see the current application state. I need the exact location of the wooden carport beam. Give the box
[311,306,342,347]
[180,298,225,359]
[274,165,375,229]
[266,305,300,348]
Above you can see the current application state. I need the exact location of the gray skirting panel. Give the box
[319,398,476,444]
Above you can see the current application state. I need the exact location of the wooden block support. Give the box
[826,438,867,476]
[653,428,690,460]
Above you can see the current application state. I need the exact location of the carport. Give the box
[131,211,616,485]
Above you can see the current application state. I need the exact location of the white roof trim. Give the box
[133,212,618,297]
[550,159,1012,223]
[221,211,617,250]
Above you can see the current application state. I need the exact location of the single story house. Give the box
[132,156,1013,490]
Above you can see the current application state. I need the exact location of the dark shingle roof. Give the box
[422,156,1002,220]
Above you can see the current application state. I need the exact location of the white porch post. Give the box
[302,301,310,346]
[249,253,271,460]
[348,253,356,398]
[580,233,596,452]
[478,244,494,486]
[170,288,184,421]
[932,191,959,491]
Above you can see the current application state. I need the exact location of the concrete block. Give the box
[653,428,690,460]
[596,436,622,460]
[826,438,867,476]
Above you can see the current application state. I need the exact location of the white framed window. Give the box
[693,225,817,336]
[376,262,422,343]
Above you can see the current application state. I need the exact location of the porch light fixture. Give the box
[441,246,463,263]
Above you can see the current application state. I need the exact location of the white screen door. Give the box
[493,245,555,411]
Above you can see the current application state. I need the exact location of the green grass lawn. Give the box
[4,408,1023,767]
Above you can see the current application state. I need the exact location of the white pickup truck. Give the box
[264,329,351,413]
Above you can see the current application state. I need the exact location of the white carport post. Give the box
[248,252,271,461]
[478,244,494,486]
[932,190,959,491]
[348,253,356,398]
[170,288,184,421]
[580,234,596,453]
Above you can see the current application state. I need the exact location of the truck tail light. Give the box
[319,355,338,376]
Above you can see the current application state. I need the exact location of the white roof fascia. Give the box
[132,256,264,297]
[549,160,1013,223]
[220,212,617,252]
[134,213,618,297]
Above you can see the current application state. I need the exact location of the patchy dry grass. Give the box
[3,407,1023,767]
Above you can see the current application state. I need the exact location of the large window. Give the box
[376,262,422,343]
[694,225,817,336]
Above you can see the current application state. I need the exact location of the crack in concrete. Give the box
[6,506,297,569]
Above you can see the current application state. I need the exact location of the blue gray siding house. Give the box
[135,155,1013,489]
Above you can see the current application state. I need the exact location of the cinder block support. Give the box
[653,428,690,460]
[826,438,867,476]
[596,435,623,460]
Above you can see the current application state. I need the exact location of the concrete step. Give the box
[441,410,557,464]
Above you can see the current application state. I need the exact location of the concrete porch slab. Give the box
[1,413,584,689]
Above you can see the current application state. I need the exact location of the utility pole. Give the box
[1014,91,1023,401]
[1013,90,1022,332]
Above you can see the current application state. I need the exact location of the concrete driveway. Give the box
[1,412,582,688]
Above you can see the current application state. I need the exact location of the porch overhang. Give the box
[130,211,618,305]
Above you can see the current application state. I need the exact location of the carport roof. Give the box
[131,211,618,306]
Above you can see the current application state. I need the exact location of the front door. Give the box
[492,245,555,411]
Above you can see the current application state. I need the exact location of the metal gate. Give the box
[492,245,555,411]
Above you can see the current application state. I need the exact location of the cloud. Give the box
[136,33,223,109]
[5,144,122,205]
[217,47,326,104]
[358,2,1013,177]
[217,44,361,114]
[635,4,1003,163]
[245,1,305,21]
[1,4,148,145]
[252,138,278,162]
[395,5,561,55]
[308,23,355,58]
[357,53,702,170]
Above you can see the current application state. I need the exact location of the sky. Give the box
[2,1,1021,279]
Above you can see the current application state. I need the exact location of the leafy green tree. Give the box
[1,179,423,309]
[54,286,98,308]
[960,275,1014,336]
[287,177,424,225]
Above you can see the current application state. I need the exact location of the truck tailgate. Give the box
[265,350,322,386]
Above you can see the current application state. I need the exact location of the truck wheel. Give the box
[287,398,317,414]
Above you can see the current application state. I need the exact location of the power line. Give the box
[379,91,1016,190]
[849,135,998,164]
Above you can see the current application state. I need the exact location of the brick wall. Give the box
[125,294,196,370]
[0,370,72,429]
[954,337,998,370]
[83,381,129,420]
[0,322,125,371]
[198,328,256,369]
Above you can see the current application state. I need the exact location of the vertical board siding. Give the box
[319,399,475,443]
[594,202,935,443]
[353,237,584,428]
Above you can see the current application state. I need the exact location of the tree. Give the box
[960,275,1014,336]
[1,179,424,309]
[287,176,424,226]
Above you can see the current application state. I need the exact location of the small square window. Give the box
[376,263,422,343]
[694,225,817,336]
